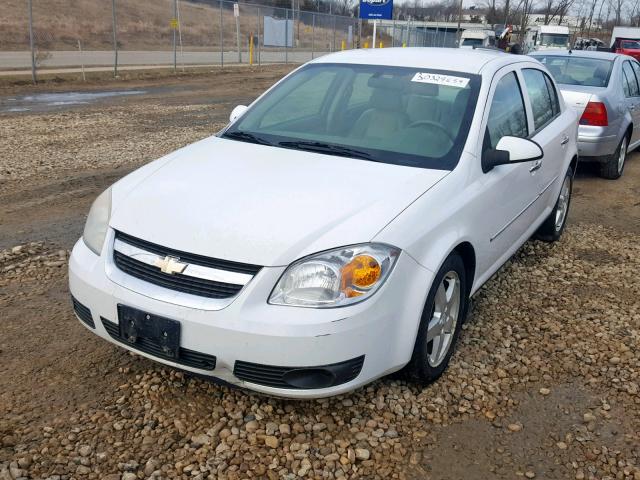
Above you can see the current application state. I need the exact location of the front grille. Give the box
[101,317,217,370]
[234,356,365,389]
[115,231,261,274]
[113,231,261,299]
[71,296,95,328]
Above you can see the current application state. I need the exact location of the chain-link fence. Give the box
[3,0,470,81]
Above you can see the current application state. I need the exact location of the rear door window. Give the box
[544,73,561,116]
[622,61,640,97]
[522,68,559,131]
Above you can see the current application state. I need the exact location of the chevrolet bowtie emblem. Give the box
[155,256,187,275]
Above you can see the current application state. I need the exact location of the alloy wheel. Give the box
[554,175,571,232]
[426,271,461,367]
[618,136,627,175]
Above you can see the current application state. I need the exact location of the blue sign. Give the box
[359,0,393,20]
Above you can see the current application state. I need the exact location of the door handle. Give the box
[560,135,570,146]
[529,160,542,172]
[631,104,636,110]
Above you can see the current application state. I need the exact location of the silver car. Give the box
[530,50,639,179]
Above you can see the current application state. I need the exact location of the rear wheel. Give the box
[599,135,627,180]
[406,253,468,383]
[535,167,573,242]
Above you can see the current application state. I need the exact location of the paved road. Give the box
[0,50,330,71]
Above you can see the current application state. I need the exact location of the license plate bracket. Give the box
[117,305,181,359]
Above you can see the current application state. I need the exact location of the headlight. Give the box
[83,187,112,255]
[269,244,400,308]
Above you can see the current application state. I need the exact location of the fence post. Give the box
[173,0,177,72]
[257,7,261,66]
[220,0,224,67]
[78,40,86,81]
[177,0,184,71]
[27,0,36,84]
[111,0,118,77]
[235,3,241,63]
[332,15,336,52]
[392,20,395,47]
[285,9,289,64]
[311,14,315,59]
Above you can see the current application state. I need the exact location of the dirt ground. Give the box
[1,67,639,480]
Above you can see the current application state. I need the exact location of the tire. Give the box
[406,252,468,384]
[534,167,573,242]
[599,135,627,180]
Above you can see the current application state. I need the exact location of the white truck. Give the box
[524,25,570,53]
[459,29,496,48]
[609,26,640,47]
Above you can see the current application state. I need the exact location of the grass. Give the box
[2,0,360,51]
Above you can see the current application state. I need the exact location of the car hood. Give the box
[110,137,449,266]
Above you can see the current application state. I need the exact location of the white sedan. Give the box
[69,48,578,398]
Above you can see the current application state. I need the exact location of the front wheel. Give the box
[406,252,468,383]
[534,167,573,242]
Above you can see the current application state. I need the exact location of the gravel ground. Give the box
[1,68,639,480]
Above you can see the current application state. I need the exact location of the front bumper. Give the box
[69,236,433,398]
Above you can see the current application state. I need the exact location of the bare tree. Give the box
[335,0,353,15]
[610,0,625,25]
[541,0,575,24]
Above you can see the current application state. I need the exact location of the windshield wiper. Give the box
[278,140,373,160]
[222,130,273,146]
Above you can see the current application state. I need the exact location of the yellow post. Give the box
[364,41,369,48]
[249,34,254,65]
[402,41,406,47]
[341,39,346,50]
[379,41,383,48]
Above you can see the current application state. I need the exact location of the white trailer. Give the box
[524,25,570,53]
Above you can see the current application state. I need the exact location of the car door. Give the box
[629,60,640,145]
[621,60,640,145]
[471,67,542,277]
[520,67,573,213]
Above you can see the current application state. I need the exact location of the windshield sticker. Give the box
[411,72,470,88]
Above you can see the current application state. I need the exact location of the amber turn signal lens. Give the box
[341,255,381,297]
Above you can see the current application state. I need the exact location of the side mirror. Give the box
[482,136,543,173]
[229,105,248,123]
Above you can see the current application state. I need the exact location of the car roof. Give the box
[310,47,532,75]
[529,49,619,61]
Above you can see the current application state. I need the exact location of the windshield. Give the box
[222,63,481,170]
[534,55,613,87]
[622,40,640,49]
[462,38,483,46]
[539,33,569,47]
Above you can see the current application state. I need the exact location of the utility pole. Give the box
[28,0,36,84]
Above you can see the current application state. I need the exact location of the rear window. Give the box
[622,40,640,49]
[534,55,613,87]
[462,38,483,47]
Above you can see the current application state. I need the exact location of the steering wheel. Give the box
[407,120,455,144]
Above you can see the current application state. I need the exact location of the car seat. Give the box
[351,76,409,140]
